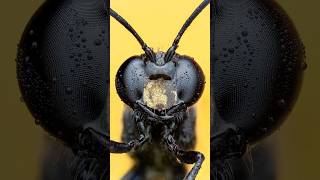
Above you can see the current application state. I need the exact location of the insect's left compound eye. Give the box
[174,55,205,107]
[115,54,205,110]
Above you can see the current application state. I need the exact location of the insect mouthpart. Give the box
[143,78,178,111]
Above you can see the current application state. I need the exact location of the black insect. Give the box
[211,0,306,179]
[17,0,305,179]
[17,0,210,179]
[108,1,209,179]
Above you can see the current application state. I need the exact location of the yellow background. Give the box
[110,0,210,179]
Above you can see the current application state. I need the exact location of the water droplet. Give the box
[35,119,40,125]
[228,48,235,53]
[260,128,268,133]
[268,117,274,122]
[25,56,30,63]
[31,42,38,49]
[94,39,102,46]
[241,31,248,37]
[278,99,286,107]
[29,30,34,36]
[301,61,308,70]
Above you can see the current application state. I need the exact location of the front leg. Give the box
[78,113,150,155]
[211,127,248,160]
[210,127,248,180]
[163,125,205,180]
[78,127,136,154]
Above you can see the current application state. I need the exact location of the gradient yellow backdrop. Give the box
[110,0,210,179]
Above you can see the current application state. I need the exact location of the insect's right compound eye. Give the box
[115,56,146,108]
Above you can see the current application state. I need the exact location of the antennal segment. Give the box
[164,0,210,62]
[110,9,156,62]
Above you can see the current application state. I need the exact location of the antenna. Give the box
[164,0,210,62]
[110,9,156,62]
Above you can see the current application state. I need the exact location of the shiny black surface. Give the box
[211,0,305,179]
[212,0,305,143]
[17,0,109,145]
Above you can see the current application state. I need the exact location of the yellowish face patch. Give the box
[143,78,177,110]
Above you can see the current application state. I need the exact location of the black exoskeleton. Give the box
[211,0,305,179]
[108,1,209,179]
[17,0,305,179]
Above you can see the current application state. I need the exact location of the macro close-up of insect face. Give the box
[10,0,316,179]
[109,1,209,179]
[14,0,210,179]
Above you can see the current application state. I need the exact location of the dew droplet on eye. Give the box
[94,39,102,46]
[31,42,38,49]
[241,31,248,37]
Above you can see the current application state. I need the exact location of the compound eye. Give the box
[175,56,205,106]
[115,56,146,107]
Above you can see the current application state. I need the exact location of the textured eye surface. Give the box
[17,0,108,144]
[212,0,305,144]
[17,1,110,179]
[115,54,205,109]
[115,56,146,107]
[175,55,206,107]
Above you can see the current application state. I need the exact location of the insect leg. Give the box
[78,104,151,155]
[79,124,151,155]
[210,127,249,180]
[163,126,205,180]
[211,127,248,160]
[79,127,135,154]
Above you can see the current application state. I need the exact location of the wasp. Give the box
[17,0,209,179]
[17,0,305,179]
[108,1,209,179]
